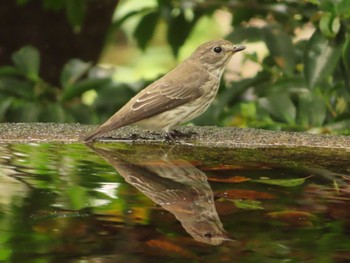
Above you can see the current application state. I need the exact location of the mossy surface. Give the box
[0,123,349,148]
[0,123,349,171]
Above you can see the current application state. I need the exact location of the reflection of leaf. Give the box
[216,189,275,200]
[146,239,196,259]
[201,164,246,171]
[252,176,311,187]
[138,159,194,167]
[267,211,317,227]
[67,186,89,210]
[232,200,263,210]
[208,176,250,183]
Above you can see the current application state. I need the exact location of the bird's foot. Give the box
[170,129,197,138]
[164,129,198,143]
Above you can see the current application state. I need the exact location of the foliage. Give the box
[0,45,145,123]
[113,0,350,133]
[2,0,350,134]
[0,46,115,123]
[1,143,350,262]
[15,0,88,31]
[221,0,350,134]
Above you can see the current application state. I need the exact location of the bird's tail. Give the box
[81,127,102,142]
[82,120,120,142]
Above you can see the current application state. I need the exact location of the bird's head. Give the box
[190,39,245,75]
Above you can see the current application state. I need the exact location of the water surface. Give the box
[0,143,349,262]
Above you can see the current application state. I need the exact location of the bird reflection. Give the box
[88,145,230,245]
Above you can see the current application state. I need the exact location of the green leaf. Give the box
[306,0,320,5]
[0,246,11,262]
[298,89,326,127]
[16,0,31,5]
[42,0,65,11]
[232,200,264,210]
[0,77,35,99]
[227,26,263,43]
[64,104,94,123]
[61,59,91,89]
[67,185,89,210]
[38,104,66,122]
[0,66,22,76]
[7,101,40,122]
[252,177,311,187]
[94,84,136,119]
[0,98,13,120]
[343,35,350,73]
[319,12,340,38]
[258,93,296,124]
[133,11,159,50]
[215,73,270,118]
[256,78,308,97]
[336,0,350,18]
[231,7,266,26]
[319,0,336,12]
[65,0,87,31]
[111,9,148,30]
[11,46,40,80]
[167,11,201,56]
[325,119,350,133]
[61,77,110,102]
[262,25,295,75]
[304,30,342,88]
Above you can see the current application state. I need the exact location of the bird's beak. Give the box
[232,45,246,53]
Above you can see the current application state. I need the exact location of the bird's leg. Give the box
[159,144,177,161]
[164,129,198,142]
[171,129,198,138]
[171,129,183,137]
[165,131,176,143]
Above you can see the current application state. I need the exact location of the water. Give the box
[0,142,350,262]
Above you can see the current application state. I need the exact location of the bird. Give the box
[83,39,245,142]
[88,144,232,245]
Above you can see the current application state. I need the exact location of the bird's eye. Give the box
[213,46,222,53]
[204,233,213,238]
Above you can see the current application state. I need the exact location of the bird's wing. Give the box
[83,66,209,141]
[127,82,203,120]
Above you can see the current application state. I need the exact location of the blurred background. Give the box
[1,0,350,134]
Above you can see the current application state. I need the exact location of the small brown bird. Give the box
[83,39,245,142]
[89,144,231,245]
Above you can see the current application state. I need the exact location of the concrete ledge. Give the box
[0,123,349,150]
